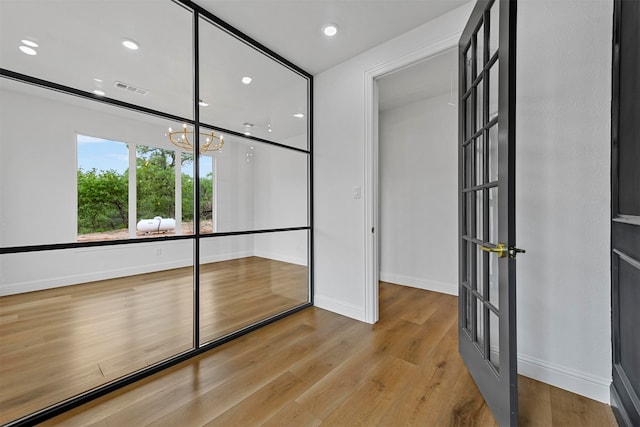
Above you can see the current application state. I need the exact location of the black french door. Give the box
[458,0,520,425]
[611,1,640,425]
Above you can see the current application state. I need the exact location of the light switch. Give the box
[353,186,361,199]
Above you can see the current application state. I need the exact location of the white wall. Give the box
[315,0,612,403]
[314,1,474,324]
[379,92,458,295]
[515,0,612,403]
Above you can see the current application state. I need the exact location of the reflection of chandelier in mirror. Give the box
[166,124,224,154]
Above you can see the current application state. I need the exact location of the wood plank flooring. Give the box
[28,282,616,426]
[0,257,308,424]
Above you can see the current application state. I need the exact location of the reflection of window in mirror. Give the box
[77,135,129,241]
[76,135,216,241]
[181,153,216,235]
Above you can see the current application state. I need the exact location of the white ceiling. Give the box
[0,0,466,139]
[195,0,469,75]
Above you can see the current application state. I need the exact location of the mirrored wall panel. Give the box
[0,241,194,424]
[199,230,309,344]
[0,0,194,119]
[177,132,309,234]
[198,16,308,150]
[0,0,311,424]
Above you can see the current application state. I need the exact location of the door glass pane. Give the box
[199,231,309,345]
[464,143,474,188]
[489,311,500,372]
[475,190,484,241]
[488,124,499,183]
[475,136,484,186]
[489,59,499,121]
[466,289,473,332]
[489,186,498,243]
[476,23,485,74]
[476,79,484,132]
[489,0,500,59]
[466,192,475,237]
[466,97,474,137]
[461,241,468,284]
[468,241,477,288]
[489,247,499,308]
[465,45,473,90]
[0,242,194,423]
[476,299,485,351]
[476,245,485,293]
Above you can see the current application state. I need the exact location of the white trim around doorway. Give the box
[362,31,462,324]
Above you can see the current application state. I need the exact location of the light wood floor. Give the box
[29,282,616,426]
[0,257,308,424]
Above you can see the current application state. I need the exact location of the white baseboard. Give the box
[380,272,458,296]
[313,294,365,322]
[1,251,253,296]
[517,353,611,404]
[253,250,307,267]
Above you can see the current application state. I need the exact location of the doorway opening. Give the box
[363,35,461,324]
[375,48,459,308]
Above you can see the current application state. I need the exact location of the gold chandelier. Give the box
[167,124,224,154]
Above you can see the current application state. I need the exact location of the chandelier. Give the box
[167,124,224,154]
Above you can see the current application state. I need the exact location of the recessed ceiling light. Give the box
[19,45,37,56]
[199,99,209,107]
[322,24,339,37]
[122,39,139,50]
[93,90,106,96]
[94,78,103,83]
[293,113,305,119]
[244,131,252,136]
[21,39,38,48]
[241,76,252,85]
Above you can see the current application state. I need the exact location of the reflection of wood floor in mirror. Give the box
[0,256,308,424]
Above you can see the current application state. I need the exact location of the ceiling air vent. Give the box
[114,81,148,96]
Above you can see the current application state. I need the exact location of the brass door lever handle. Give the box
[480,243,526,259]
[481,243,507,258]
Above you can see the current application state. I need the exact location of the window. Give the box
[77,137,215,240]
[77,135,129,240]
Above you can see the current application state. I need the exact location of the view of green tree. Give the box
[181,173,213,222]
[181,153,213,222]
[136,146,177,220]
[77,168,128,234]
[77,146,214,236]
